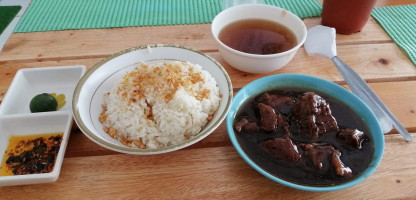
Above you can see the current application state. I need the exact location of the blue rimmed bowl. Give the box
[226,74,384,192]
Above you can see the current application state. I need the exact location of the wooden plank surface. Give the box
[0,17,397,62]
[0,0,416,199]
[61,79,416,158]
[2,44,416,101]
[0,133,415,200]
[1,0,415,61]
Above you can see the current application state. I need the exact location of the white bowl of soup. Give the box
[211,4,307,73]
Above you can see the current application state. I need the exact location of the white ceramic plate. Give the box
[0,112,73,187]
[73,44,233,154]
[0,65,86,115]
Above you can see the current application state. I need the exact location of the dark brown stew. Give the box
[233,89,374,186]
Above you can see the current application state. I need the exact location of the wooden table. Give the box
[1,1,416,199]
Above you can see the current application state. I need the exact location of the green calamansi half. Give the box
[29,93,66,113]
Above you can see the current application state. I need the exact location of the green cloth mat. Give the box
[0,6,21,35]
[372,5,416,66]
[14,0,322,33]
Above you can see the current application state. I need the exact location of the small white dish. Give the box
[211,4,307,73]
[73,44,233,155]
[0,112,73,187]
[0,65,86,115]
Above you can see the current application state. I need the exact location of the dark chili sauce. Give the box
[0,133,63,176]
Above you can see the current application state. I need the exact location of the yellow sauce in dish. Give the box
[0,133,63,176]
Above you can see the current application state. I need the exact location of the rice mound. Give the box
[99,61,221,149]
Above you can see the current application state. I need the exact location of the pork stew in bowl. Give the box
[226,74,384,192]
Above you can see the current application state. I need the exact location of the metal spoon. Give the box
[304,25,412,142]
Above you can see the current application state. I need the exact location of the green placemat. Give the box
[372,5,416,66]
[0,6,21,34]
[265,0,322,18]
[14,0,322,33]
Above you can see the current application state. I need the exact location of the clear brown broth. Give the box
[218,19,297,55]
[235,89,374,186]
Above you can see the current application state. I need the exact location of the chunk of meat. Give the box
[291,92,339,139]
[261,138,301,163]
[233,117,259,133]
[301,143,335,171]
[258,93,296,114]
[243,121,260,133]
[332,150,352,177]
[258,103,277,132]
[301,143,352,177]
[234,118,247,132]
[257,103,290,135]
[276,113,291,137]
[337,128,364,149]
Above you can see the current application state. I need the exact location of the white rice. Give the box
[99,61,221,149]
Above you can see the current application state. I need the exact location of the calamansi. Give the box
[29,93,58,113]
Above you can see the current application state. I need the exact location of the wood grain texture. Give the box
[60,80,416,158]
[2,0,414,62]
[0,0,415,199]
[0,133,415,200]
[1,0,414,62]
[1,44,416,100]
[0,17,398,62]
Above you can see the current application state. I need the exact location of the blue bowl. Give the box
[226,74,384,192]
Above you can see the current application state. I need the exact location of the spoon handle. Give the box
[332,56,412,142]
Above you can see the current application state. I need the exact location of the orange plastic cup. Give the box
[321,0,377,35]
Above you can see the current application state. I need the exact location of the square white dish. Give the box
[0,65,86,115]
[0,112,72,187]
